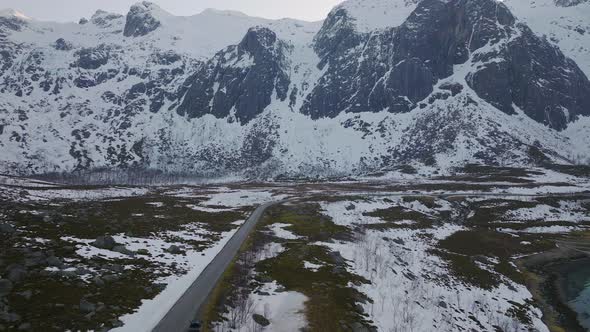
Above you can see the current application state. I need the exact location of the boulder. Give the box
[0,224,15,234]
[17,290,32,301]
[350,322,377,332]
[79,299,96,313]
[102,274,119,283]
[109,319,124,328]
[92,276,105,287]
[58,270,77,278]
[0,279,13,296]
[106,264,124,273]
[392,238,406,246]
[46,256,63,268]
[17,323,31,331]
[165,245,182,255]
[136,249,150,256]
[7,265,27,283]
[91,236,118,250]
[75,267,91,276]
[112,245,134,256]
[328,251,346,265]
[252,314,270,327]
[0,311,20,323]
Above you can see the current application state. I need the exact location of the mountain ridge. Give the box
[0,0,589,177]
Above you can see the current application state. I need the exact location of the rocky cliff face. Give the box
[123,2,161,37]
[302,0,590,131]
[177,27,291,124]
[554,0,588,7]
[0,0,589,177]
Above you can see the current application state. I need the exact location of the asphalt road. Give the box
[152,200,283,332]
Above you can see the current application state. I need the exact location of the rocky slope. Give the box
[0,0,589,178]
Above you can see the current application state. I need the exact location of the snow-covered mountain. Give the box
[0,0,589,177]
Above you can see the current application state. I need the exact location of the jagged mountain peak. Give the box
[0,8,30,20]
[240,26,279,50]
[128,1,170,16]
[307,0,590,130]
[504,0,590,76]
[89,9,124,27]
[124,1,171,37]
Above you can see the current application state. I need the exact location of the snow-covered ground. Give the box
[319,197,550,332]
[165,187,289,207]
[505,202,590,222]
[0,183,150,202]
[336,0,419,33]
[216,281,308,332]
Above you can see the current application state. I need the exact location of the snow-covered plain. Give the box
[216,281,308,332]
[320,197,550,332]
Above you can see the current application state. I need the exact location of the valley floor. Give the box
[0,165,589,332]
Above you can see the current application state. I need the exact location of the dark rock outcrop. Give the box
[467,24,590,130]
[74,45,111,70]
[91,236,118,250]
[46,256,63,268]
[301,0,590,131]
[165,245,182,254]
[90,10,124,28]
[123,2,161,37]
[554,0,588,6]
[176,27,291,124]
[252,314,270,327]
[6,265,27,283]
[0,224,15,234]
[53,38,73,51]
[112,245,134,256]
[79,299,96,313]
[0,13,26,32]
[0,279,13,296]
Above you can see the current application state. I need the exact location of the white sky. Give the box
[0,0,344,22]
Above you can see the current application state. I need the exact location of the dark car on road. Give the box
[187,320,201,332]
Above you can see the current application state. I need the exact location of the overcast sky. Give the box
[0,0,343,22]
